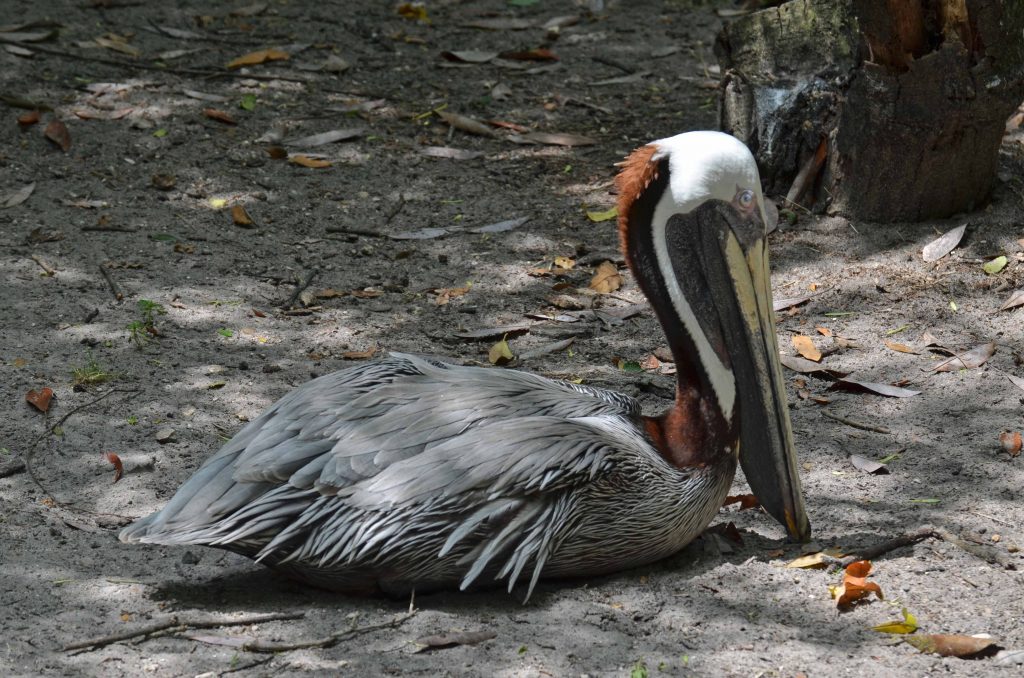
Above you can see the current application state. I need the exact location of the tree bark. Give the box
[715,0,1024,222]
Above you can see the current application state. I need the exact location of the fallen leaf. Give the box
[283,128,364,147]
[779,355,848,376]
[414,630,497,652]
[103,452,123,483]
[342,346,377,360]
[509,131,596,146]
[850,455,889,474]
[17,110,40,126]
[586,206,617,222]
[773,295,811,312]
[884,340,918,354]
[932,342,995,372]
[397,2,429,22]
[982,256,1008,275]
[230,2,268,17]
[1000,431,1022,457]
[44,119,71,151]
[723,494,760,510]
[315,288,346,299]
[433,286,470,305]
[589,261,622,294]
[390,227,447,240]
[455,325,530,340]
[785,548,845,569]
[487,119,528,133]
[421,146,484,160]
[471,216,530,233]
[1007,374,1024,392]
[832,559,883,608]
[833,378,921,398]
[518,337,574,361]
[998,289,1024,312]
[1,182,35,208]
[792,335,821,362]
[288,154,332,168]
[921,223,967,262]
[231,205,253,226]
[202,108,237,125]
[553,256,575,270]
[26,387,54,412]
[488,337,514,365]
[441,50,498,63]
[437,111,496,138]
[226,48,289,69]
[349,289,383,298]
[905,634,999,658]
[499,48,558,62]
[873,607,918,634]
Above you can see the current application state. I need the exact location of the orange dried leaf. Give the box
[816,326,833,337]
[26,387,54,413]
[104,451,124,483]
[905,634,998,658]
[341,346,377,360]
[350,288,382,298]
[203,108,237,125]
[289,154,332,168]
[231,204,253,226]
[792,335,821,362]
[833,560,883,608]
[884,340,918,354]
[1000,431,1022,457]
[226,48,290,69]
[44,119,71,152]
[723,494,761,510]
[589,261,622,294]
[18,110,41,127]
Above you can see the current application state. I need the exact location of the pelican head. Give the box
[617,131,811,541]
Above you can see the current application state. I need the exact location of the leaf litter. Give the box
[830,560,883,609]
[921,223,967,262]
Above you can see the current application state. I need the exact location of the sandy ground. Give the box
[2,0,1023,676]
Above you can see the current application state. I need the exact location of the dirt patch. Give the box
[1,1,1023,676]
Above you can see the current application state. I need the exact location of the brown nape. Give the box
[614,144,660,260]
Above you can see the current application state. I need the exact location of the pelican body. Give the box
[121,132,810,599]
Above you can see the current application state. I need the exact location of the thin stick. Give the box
[838,526,935,566]
[825,526,1017,571]
[239,610,417,653]
[98,264,124,302]
[30,254,55,275]
[64,611,305,652]
[821,409,891,434]
[82,224,138,233]
[785,137,828,207]
[22,43,310,84]
[281,268,318,310]
[324,226,387,238]
[385,196,406,226]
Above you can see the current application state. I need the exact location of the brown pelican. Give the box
[121,131,810,599]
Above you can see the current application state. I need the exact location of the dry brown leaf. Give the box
[833,378,921,398]
[832,559,883,608]
[434,286,470,306]
[773,295,811,312]
[816,326,833,337]
[104,451,124,483]
[231,205,253,227]
[510,131,596,147]
[998,289,1024,312]
[289,154,332,168]
[723,494,761,510]
[932,342,996,372]
[26,387,53,412]
[349,288,383,298]
[437,111,496,138]
[792,335,821,362]
[779,355,848,376]
[922,223,967,262]
[315,289,346,299]
[884,340,918,354]
[226,48,289,69]
[1000,431,1022,457]
[17,110,40,126]
[499,48,558,62]
[44,119,71,151]
[589,261,622,294]
[905,634,999,658]
[202,108,237,125]
[341,346,377,360]
[850,454,889,474]
[785,548,845,569]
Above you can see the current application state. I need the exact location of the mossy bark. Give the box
[716,0,1024,222]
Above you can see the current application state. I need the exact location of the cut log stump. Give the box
[716,0,1024,222]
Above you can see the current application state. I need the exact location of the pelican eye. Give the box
[735,189,755,211]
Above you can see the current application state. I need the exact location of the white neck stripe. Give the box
[651,190,736,421]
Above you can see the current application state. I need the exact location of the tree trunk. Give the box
[715,0,1024,222]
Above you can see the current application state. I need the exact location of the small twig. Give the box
[324,226,387,238]
[785,137,827,207]
[64,611,305,652]
[384,195,406,226]
[221,656,274,674]
[98,264,124,302]
[82,224,138,233]
[25,388,139,505]
[933,527,1016,570]
[838,526,936,566]
[821,409,891,434]
[22,43,311,84]
[281,268,318,310]
[827,526,1017,571]
[30,254,56,275]
[239,610,417,653]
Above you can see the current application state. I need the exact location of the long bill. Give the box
[717,206,811,541]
